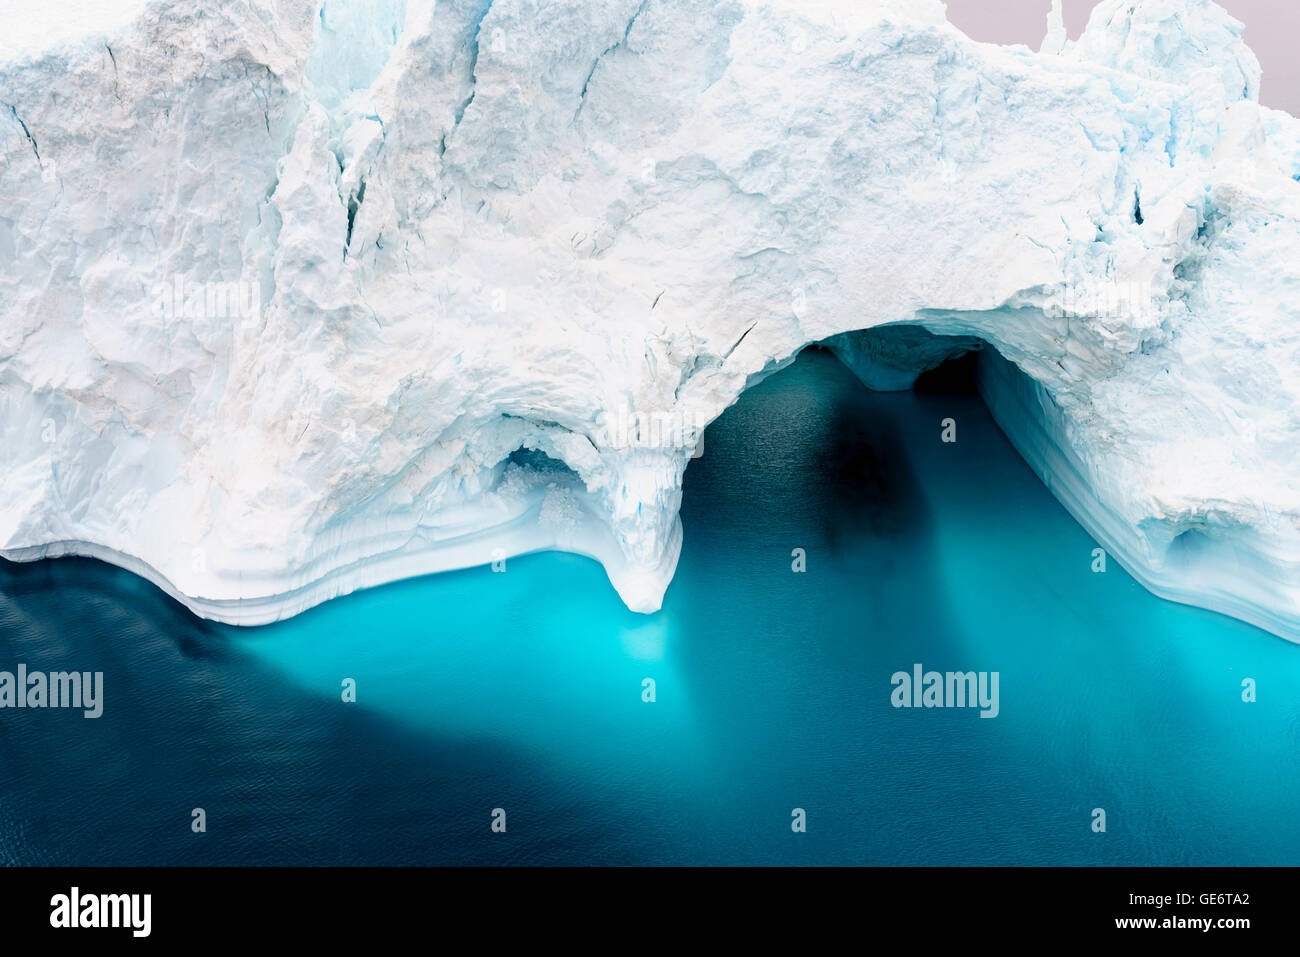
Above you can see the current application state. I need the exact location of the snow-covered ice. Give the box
[2,0,1300,641]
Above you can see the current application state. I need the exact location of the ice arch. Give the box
[1,0,1299,640]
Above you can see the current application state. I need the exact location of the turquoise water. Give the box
[2,348,1298,864]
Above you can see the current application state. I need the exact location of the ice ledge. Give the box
[0,472,684,625]
[977,350,1300,643]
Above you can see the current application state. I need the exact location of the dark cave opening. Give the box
[913,346,981,393]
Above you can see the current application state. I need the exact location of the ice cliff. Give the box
[2,0,1300,640]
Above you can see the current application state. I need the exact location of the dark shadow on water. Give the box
[0,557,660,865]
[667,347,993,863]
[814,399,923,548]
[680,346,932,550]
[679,345,949,566]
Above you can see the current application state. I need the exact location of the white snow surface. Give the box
[2,0,1299,639]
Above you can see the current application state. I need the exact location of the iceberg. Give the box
[2,0,1299,641]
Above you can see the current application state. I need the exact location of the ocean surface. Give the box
[2,347,1298,865]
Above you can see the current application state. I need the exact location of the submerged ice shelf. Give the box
[2,0,1300,639]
